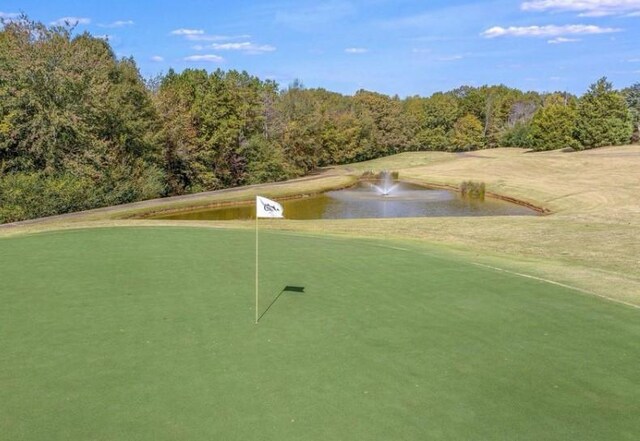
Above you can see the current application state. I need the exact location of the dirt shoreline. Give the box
[391,178,552,215]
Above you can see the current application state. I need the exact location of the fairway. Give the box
[1,227,638,440]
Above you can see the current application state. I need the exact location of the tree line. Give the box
[1,18,638,222]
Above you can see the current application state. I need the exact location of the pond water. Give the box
[154,181,537,220]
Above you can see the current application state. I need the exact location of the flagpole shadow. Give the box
[258,286,305,322]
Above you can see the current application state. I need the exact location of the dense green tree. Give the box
[196,69,278,188]
[622,83,640,143]
[238,135,290,185]
[2,17,639,224]
[154,68,279,193]
[424,93,460,131]
[320,109,370,164]
[455,85,526,148]
[274,82,324,174]
[410,93,459,150]
[500,123,534,148]
[415,127,451,151]
[402,96,427,151]
[528,94,580,151]
[451,114,485,151]
[273,86,401,167]
[152,69,202,194]
[0,172,93,223]
[353,90,408,157]
[0,17,164,222]
[575,77,633,148]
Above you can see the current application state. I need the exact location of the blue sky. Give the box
[2,0,639,96]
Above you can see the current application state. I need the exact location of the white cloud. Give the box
[100,20,134,28]
[184,54,224,63]
[435,55,464,61]
[50,16,91,26]
[482,24,621,38]
[0,11,20,20]
[171,28,204,36]
[548,36,581,43]
[151,55,164,62]
[187,34,250,42]
[171,29,251,42]
[345,47,368,54]
[210,42,276,53]
[522,0,640,17]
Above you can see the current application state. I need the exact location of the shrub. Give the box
[0,172,94,223]
[0,166,165,223]
[460,180,485,200]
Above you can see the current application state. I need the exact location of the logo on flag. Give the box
[256,196,284,218]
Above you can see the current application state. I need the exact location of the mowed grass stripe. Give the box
[1,227,638,441]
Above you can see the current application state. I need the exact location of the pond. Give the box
[153,181,538,220]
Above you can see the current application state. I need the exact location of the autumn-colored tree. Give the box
[412,93,459,150]
[2,17,639,224]
[154,68,279,193]
[0,17,163,222]
[353,90,409,157]
[451,114,485,151]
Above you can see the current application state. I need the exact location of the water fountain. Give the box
[154,169,538,220]
[370,170,399,196]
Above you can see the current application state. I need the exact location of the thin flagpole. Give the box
[255,210,259,324]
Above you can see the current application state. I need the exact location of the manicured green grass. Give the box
[1,227,638,440]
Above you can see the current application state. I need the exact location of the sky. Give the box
[2,0,639,97]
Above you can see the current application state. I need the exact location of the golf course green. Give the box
[1,227,638,440]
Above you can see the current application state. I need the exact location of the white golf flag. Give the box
[256,196,284,218]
